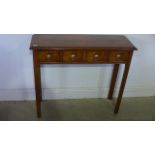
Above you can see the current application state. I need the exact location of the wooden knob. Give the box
[94,54,99,58]
[47,54,52,59]
[116,54,121,58]
[71,54,76,59]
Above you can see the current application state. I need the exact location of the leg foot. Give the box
[114,64,131,113]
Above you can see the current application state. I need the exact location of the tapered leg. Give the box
[33,51,42,118]
[114,63,131,113]
[108,64,120,99]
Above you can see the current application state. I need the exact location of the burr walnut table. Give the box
[30,34,137,118]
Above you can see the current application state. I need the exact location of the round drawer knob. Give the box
[116,54,121,58]
[71,54,76,59]
[47,54,52,59]
[94,54,99,58]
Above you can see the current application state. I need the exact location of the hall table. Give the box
[30,34,137,118]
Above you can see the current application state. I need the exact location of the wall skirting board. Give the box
[0,86,155,101]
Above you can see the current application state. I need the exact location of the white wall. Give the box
[0,34,155,101]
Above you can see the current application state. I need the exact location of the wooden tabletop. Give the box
[30,34,137,51]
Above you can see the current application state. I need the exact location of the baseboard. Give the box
[0,86,155,101]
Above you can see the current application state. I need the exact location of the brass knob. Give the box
[47,53,52,59]
[94,54,99,58]
[116,54,121,58]
[71,54,76,59]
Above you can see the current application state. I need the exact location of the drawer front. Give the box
[63,51,84,63]
[109,52,130,63]
[86,51,108,63]
[39,51,61,63]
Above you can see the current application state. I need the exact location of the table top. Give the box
[30,34,137,51]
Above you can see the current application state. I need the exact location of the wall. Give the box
[0,34,155,100]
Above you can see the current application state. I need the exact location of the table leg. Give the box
[33,51,42,118]
[108,64,120,99]
[114,63,131,113]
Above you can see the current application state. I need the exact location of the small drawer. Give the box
[39,51,61,63]
[109,52,130,63]
[86,51,108,63]
[63,51,84,63]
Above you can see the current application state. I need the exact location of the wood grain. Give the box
[30,35,137,117]
[108,64,120,99]
[30,34,137,51]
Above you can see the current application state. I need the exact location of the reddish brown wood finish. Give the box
[30,34,137,51]
[114,51,134,113]
[63,50,84,63]
[108,64,120,99]
[33,50,42,117]
[30,34,137,118]
[109,51,130,63]
[39,51,61,63]
[86,51,108,63]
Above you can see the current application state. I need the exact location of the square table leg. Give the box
[114,63,131,113]
[33,51,42,118]
[108,64,120,99]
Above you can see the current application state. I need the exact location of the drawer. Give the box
[38,51,61,63]
[63,51,84,63]
[109,52,130,63]
[86,51,108,63]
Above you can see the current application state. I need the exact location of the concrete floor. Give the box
[0,97,155,121]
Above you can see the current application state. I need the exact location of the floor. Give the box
[0,97,155,121]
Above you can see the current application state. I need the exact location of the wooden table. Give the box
[30,34,137,118]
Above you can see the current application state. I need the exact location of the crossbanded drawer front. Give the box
[63,51,84,63]
[86,51,108,63]
[109,52,130,63]
[38,51,61,63]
